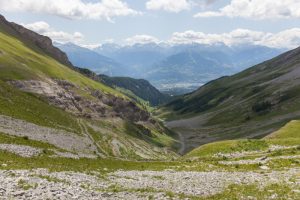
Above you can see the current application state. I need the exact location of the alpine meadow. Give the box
[0,0,299,199]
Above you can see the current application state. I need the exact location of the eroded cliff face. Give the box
[0,15,72,67]
[9,79,150,122]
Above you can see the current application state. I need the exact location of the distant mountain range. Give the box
[56,42,284,95]
[95,43,167,71]
[54,42,130,76]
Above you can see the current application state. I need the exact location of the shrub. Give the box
[22,136,29,140]
[252,101,272,113]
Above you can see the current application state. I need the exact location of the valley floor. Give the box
[0,140,299,199]
[166,116,224,154]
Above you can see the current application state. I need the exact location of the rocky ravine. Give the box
[0,168,299,200]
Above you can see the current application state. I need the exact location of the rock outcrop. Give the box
[9,79,150,122]
[0,15,73,67]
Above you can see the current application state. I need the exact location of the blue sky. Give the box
[1,0,300,49]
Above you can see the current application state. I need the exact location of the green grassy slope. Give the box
[0,16,178,159]
[160,46,300,153]
[0,80,80,132]
[185,120,300,160]
[0,29,119,95]
[0,120,298,174]
[76,67,168,111]
[267,120,300,139]
[265,120,300,146]
[185,140,268,159]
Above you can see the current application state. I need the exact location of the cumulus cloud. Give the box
[169,29,300,49]
[24,21,84,43]
[262,28,300,49]
[146,0,191,13]
[23,21,50,33]
[0,0,140,21]
[194,0,300,19]
[80,43,102,50]
[125,35,160,45]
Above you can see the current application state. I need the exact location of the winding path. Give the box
[176,131,186,155]
[77,119,105,157]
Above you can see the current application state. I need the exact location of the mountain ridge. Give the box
[99,74,171,106]
[55,42,129,76]
[0,15,179,159]
[161,45,300,154]
[0,15,73,68]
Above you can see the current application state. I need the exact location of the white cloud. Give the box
[169,29,300,49]
[262,28,300,49]
[24,20,300,49]
[125,35,160,45]
[194,0,300,20]
[79,43,102,50]
[45,31,84,43]
[24,21,84,43]
[146,0,191,13]
[0,0,140,21]
[24,21,50,33]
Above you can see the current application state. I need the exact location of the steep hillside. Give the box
[161,46,300,154]
[99,75,171,106]
[0,15,179,160]
[230,45,285,71]
[267,120,300,142]
[185,120,300,160]
[74,67,171,106]
[0,15,72,68]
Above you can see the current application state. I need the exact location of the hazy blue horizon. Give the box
[1,0,300,49]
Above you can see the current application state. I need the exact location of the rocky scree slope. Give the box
[0,14,178,160]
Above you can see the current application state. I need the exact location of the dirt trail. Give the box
[166,125,221,155]
[77,119,105,157]
[176,131,186,155]
[165,115,218,154]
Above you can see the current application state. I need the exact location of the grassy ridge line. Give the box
[184,120,300,159]
[0,30,123,97]
[266,120,300,139]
